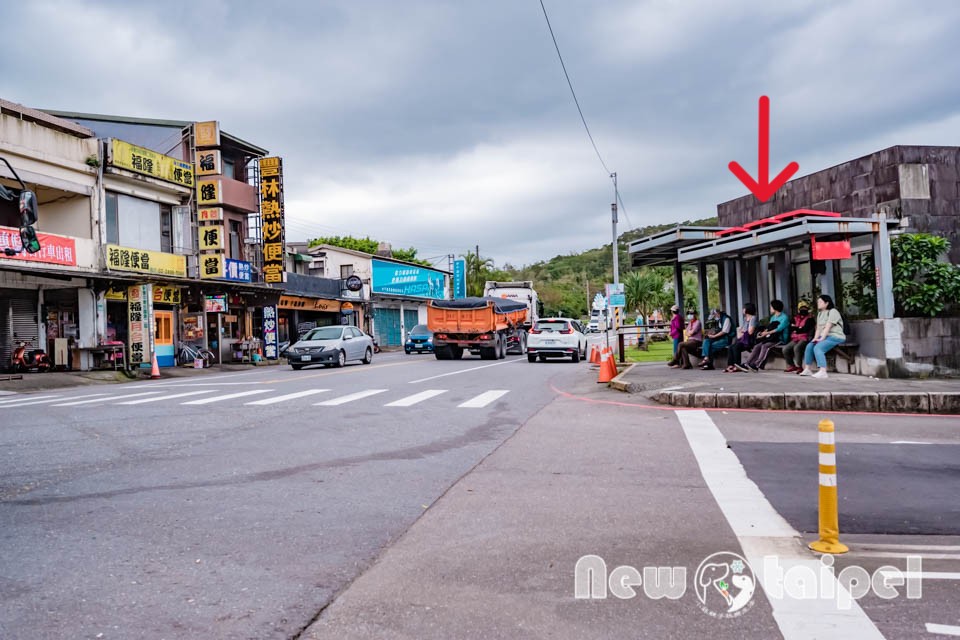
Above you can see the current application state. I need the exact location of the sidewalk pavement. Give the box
[609,362,960,414]
[0,360,278,394]
[304,381,782,640]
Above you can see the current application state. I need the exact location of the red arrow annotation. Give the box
[728,95,799,203]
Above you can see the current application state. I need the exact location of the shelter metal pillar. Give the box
[758,255,771,314]
[673,261,684,311]
[723,261,737,317]
[821,260,836,300]
[697,262,709,321]
[774,252,791,310]
[734,260,749,318]
[874,214,895,319]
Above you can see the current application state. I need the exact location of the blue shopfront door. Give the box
[374,308,401,346]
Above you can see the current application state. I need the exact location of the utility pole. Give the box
[585,272,589,318]
[611,172,619,286]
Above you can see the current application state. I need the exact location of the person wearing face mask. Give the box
[783,301,816,373]
[672,309,703,369]
[666,304,685,364]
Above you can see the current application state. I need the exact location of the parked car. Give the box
[526,318,588,363]
[404,325,434,354]
[286,325,374,369]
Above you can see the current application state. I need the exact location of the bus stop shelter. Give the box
[627,210,903,324]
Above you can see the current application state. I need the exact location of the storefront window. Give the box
[105,192,119,245]
[160,206,173,253]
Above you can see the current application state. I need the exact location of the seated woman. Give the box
[724,303,758,373]
[799,294,846,379]
[742,299,790,371]
[783,301,816,373]
[672,310,702,369]
[698,308,733,370]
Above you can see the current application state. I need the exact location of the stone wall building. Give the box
[717,145,960,263]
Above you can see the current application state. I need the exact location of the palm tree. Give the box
[461,252,494,296]
[624,270,671,321]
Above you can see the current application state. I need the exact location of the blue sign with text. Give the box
[371,259,445,299]
[453,258,466,299]
[224,259,252,282]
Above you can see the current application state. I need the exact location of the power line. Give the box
[539,0,611,176]
[539,0,634,231]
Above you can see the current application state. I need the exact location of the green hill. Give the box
[495,216,719,317]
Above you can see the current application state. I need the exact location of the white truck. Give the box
[482,281,540,354]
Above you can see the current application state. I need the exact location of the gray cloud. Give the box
[2,0,959,267]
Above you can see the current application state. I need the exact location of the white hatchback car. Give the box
[526,318,588,363]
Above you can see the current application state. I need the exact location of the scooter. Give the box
[11,341,52,373]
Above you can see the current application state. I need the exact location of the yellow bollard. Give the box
[809,419,848,554]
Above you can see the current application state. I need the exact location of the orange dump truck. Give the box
[427,297,529,360]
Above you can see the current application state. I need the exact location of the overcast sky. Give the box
[2,0,959,268]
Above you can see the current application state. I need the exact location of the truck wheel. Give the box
[435,346,451,360]
[451,346,464,360]
[498,337,506,359]
[480,347,497,360]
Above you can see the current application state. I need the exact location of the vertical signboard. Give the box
[196,149,222,176]
[128,284,154,367]
[453,258,467,299]
[259,156,285,284]
[263,305,279,359]
[195,120,220,147]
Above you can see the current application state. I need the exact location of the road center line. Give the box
[675,409,885,640]
[0,394,60,405]
[408,359,520,384]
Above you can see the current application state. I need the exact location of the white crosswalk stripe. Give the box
[245,389,330,405]
[0,394,61,405]
[315,389,388,406]
[458,390,510,408]
[181,389,274,405]
[0,393,109,407]
[117,390,216,405]
[384,389,448,407]
[52,391,163,406]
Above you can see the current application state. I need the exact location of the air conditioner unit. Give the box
[244,237,259,244]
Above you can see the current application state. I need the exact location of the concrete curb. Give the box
[608,362,639,392]
[646,388,960,415]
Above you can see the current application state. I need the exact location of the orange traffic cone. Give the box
[589,344,601,365]
[150,352,161,379]
[597,348,618,383]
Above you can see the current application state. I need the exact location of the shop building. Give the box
[47,111,281,365]
[276,244,364,342]
[0,101,102,370]
[303,244,450,346]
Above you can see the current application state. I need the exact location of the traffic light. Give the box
[19,226,41,254]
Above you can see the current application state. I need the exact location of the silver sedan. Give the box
[286,325,375,370]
